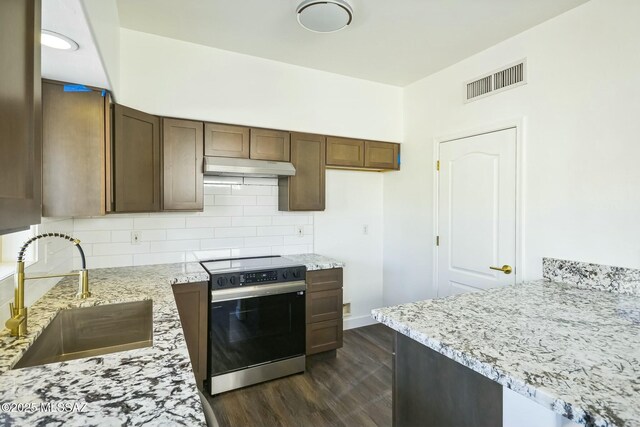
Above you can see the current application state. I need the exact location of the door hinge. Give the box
[436,160,440,171]
[436,236,440,246]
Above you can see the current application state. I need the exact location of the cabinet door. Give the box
[42,81,107,217]
[162,118,204,211]
[250,128,290,161]
[173,282,208,389]
[279,133,325,211]
[326,137,365,167]
[204,123,249,158]
[0,0,41,234]
[306,319,343,355]
[113,104,161,212]
[365,141,399,170]
[306,288,343,324]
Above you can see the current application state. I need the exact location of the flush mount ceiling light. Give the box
[41,30,79,51]
[296,0,353,33]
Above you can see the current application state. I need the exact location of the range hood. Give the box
[204,156,296,178]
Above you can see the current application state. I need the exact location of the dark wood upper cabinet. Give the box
[279,133,325,211]
[162,118,204,211]
[364,141,399,170]
[326,137,365,167]
[42,81,110,217]
[250,128,290,161]
[204,123,249,158]
[113,104,161,213]
[0,0,42,234]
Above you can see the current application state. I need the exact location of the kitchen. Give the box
[0,0,639,426]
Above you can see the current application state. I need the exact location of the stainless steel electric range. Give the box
[200,256,307,395]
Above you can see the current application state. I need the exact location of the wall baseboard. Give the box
[344,314,378,330]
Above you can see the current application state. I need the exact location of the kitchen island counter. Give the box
[373,260,640,427]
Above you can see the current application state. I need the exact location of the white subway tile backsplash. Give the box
[134,217,186,230]
[149,239,200,253]
[74,217,134,231]
[74,230,111,244]
[244,236,284,247]
[231,185,272,196]
[215,195,257,206]
[244,206,280,216]
[257,196,278,206]
[204,185,232,195]
[215,227,257,238]
[67,183,313,269]
[231,216,272,227]
[167,228,215,240]
[200,238,245,250]
[257,226,295,236]
[185,217,232,228]
[92,242,151,256]
[271,216,311,226]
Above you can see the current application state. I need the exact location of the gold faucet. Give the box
[5,233,91,337]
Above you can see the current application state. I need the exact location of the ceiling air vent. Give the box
[464,59,527,103]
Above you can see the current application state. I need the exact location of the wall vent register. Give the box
[465,59,527,102]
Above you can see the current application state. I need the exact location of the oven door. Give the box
[209,281,306,377]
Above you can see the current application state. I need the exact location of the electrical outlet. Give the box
[131,231,141,245]
[295,225,304,237]
[363,225,369,235]
[343,302,351,316]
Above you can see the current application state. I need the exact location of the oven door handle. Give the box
[211,280,306,302]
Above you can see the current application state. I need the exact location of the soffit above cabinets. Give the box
[116,0,589,86]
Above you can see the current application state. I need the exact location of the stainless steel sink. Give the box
[13,300,153,369]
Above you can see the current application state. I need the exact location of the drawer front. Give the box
[306,288,342,323]
[204,123,250,158]
[306,268,343,293]
[306,319,343,355]
[326,137,365,167]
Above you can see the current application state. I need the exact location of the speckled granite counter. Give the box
[373,260,640,427]
[0,263,209,426]
[283,253,344,271]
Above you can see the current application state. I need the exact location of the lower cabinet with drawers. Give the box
[305,268,344,355]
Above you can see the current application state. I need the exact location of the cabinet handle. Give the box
[489,265,513,275]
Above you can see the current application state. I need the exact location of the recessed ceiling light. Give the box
[296,0,353,33]
[41,30,79,51]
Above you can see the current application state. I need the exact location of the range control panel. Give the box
[210,266,306,290]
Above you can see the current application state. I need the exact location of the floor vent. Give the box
[464,59,527,103]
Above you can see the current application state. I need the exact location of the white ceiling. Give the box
[116,0,590,86]
[41,0,109,88]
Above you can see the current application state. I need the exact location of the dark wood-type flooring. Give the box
[205,324,394,427]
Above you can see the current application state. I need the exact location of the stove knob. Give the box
[216,277,228,287]
[292,269,302,279]
[229,276,237,285]
[282,270,289,279]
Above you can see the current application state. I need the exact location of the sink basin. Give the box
[13,300,153,369]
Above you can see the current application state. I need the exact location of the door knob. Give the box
[489,265,513,275]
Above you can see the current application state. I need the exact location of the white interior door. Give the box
[437,128,517,297]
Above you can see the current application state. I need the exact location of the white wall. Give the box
[71,180,313,269]
[314,170,384,329]
[384,0,640,305]
[81,0,121,96]
[0,218,74,324]
[118,29,402,141]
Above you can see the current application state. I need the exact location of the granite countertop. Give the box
[373,276,640,427]
[0,253,342,425]
[0,262,210,426]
